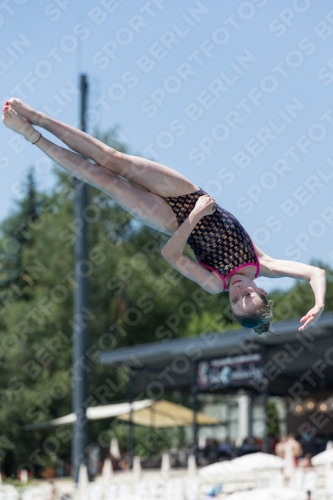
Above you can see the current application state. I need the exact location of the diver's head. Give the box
[229,274,273,336]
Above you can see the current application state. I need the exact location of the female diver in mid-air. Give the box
[2,99,326,336]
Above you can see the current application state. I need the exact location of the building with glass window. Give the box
[100,312,333,457]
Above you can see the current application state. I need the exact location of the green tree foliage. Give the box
[267,401,280,437]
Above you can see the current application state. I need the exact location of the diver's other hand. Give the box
[194,194,216,217]
[298,304,324,331]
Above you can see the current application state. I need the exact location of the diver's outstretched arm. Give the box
[259,258,326,331]
[161,194,224,294]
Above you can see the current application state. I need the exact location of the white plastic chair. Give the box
[325,472,333,498]
[288,471,304,491]
[134,480,149,499]
[21,490,33,500]
[104,483,120,500]
[255,473,283,490]
[303,470,318,493]
[146,479,161,500]
[269,473,284,489]
[0,485,19,500]
[185,478,200,500]
[119,482,132,497]
[86,483,103,499]
[163,479,184,500]
[21,487,45,500]
[255,476,270,489]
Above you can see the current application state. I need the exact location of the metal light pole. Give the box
[72,74,90,484]
[261,347,269,453]
[127,371,134,469]
[192,361,198,460]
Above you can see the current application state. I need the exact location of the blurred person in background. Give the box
[238,437,259,457]
[218,438,235,460]
[287,434,303,465]
[299,452,313,469]
[275,435,287,458]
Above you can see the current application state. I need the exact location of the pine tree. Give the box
[0,169,43,305]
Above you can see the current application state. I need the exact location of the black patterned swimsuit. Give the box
[164,189,260,292]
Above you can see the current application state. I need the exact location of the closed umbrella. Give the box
[199,452,285,482]
[77,464,89,498]
[187,454,197,478]
[324,441,333,496]
[325,441,333,473]
[315,448,333,466]
[161,452,171,480]
[228,452,285,470]
[132,456,142,481]
[312,447,333,466]
[199,459,236,482]
[102,457,113,486]
[283,440,295,480]
[110,437,121,460]
[227,488,306,500]
[325,466,333,496]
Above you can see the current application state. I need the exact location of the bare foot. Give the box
[2,106,40,143]
[6,98,42,126]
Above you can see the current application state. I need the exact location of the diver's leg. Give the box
[2,107,178,233]
[8,98,199,197]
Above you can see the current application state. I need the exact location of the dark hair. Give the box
[232,293,273,336]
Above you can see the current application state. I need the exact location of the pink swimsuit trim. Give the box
[249,236,260,277]
[197,238,260,292]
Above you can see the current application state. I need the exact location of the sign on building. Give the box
[198,354,264,389]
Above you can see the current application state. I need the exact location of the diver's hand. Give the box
[194,194,216,217]
[298,304,324,331]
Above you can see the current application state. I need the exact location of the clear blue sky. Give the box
[1,0,333,293]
